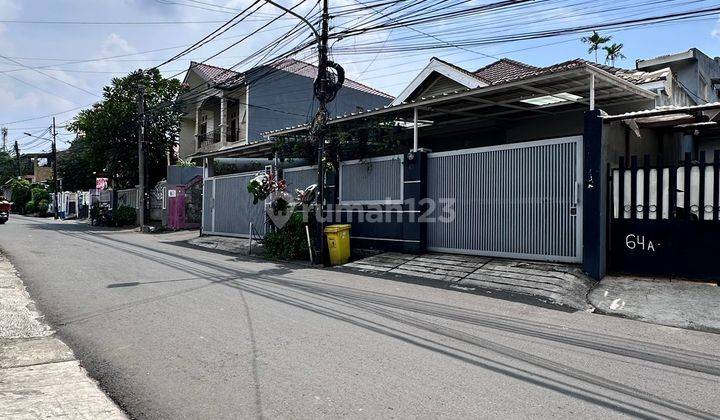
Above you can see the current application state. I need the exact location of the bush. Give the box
[25,200,36,214]
[37,199,50,217]
[113,205,137,227]
[262,212,311,260]
[31,187,51,204]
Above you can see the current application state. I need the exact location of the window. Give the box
[230,118,238,142]
[198,115,208,148]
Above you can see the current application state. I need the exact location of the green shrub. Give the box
[30,187,51,204]
[262,212,311,260]
[113,205,137,226]
[25,200,36,214]
[37,200,50,217]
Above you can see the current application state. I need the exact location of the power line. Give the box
[0,54,100,97]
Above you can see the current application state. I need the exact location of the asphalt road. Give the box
[2,215,720,419]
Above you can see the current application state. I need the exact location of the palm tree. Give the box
[581,31,612,63]
[603,43,626,67]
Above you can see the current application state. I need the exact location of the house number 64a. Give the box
[625,234,657,252]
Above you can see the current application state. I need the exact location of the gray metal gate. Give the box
[202,172,266,237]
[283,165,317,194]
[427,136,583,263]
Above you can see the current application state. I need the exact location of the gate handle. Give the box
[573,181,579,206]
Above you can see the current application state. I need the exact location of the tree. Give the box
[0,151,15,185]
[581,31,612,63]
[67,69,186,189]
[10,178,31,213]
[57,142,96,191]
[603,43,626,67]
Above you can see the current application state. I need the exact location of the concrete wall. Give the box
[178,118,196,159]
[247,69,392,143]
[642,49,720,105]
[695,52,720,103]
[167,166,204,185]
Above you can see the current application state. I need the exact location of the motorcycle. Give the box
[0,199,11,224]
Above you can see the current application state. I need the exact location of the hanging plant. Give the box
[246,171,286,204]
[296,184,317,205]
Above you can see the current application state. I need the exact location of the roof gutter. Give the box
[601,102,720,122]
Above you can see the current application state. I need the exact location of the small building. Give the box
[24,152,54,184]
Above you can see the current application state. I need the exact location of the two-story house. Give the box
[636,48,720,105]
[178,59,394,162]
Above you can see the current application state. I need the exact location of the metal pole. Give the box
[137,84,146,229]
[13,141,20,177]
[413,107,419,152]
[52,117,59,220]
[316,0,329,266]
[1,127,7,152]
[589,73,595,111]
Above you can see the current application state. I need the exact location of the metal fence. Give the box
[609,152,720,279]
[611,152,720,221]
[202,172,266,237]
[427,137,583,263]
[339,155,403,204]
[117,188,139,209]
[283,165,317,194]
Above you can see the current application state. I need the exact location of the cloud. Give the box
[84,33,138,73]
[0,0,21,49]
[0,79,75,117]
[712,19,720,40]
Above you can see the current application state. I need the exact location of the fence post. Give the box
[699,151,706,221]
[714,150,719,221]
[402,149,428,254]
[582,109,605,280]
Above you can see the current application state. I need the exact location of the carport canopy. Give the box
[264,61,656,146]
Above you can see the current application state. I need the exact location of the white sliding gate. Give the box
[202,172,266,237]
[427,136,583,263]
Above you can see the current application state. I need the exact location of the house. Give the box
[256,49,720,280]
[24,152,54,184]
[177,59,394,162]
[636,48,720,105]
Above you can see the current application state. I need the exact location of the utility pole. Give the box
[51,118,59,219]
[263,0,341,265]
[1,127,7,152]
[13,141,20,177]
[315,0,330,266]
[137,83,146,229]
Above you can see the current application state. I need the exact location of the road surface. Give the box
[1,216,719,419]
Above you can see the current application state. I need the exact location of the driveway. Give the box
[1,216,719,419]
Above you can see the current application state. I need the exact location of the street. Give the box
[1,216,719,419]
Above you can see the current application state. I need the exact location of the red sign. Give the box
[95,177,109,191]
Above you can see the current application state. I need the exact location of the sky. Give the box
[1,0,719,153]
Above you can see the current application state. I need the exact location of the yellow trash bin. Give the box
[324,224,351,265]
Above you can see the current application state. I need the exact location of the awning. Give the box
[187,140,274,160]
[264,63,656,137]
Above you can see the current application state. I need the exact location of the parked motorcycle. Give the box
[0,198,11,224]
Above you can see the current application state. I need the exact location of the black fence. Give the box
[609,152,720,279]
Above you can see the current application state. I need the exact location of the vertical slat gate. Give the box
[209,173,266,237]
[339,155,403,204]
[283,166,318,194]
[426,136,582,263]
[202,178,213,231]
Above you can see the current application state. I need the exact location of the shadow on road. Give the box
[20,218,720,419]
